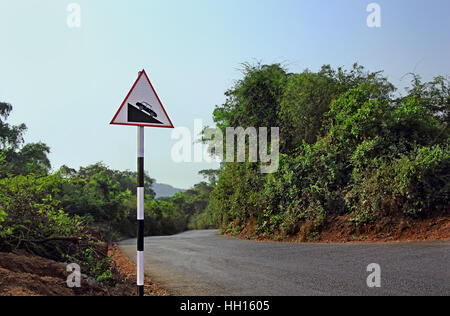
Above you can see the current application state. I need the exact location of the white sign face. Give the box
[111,70,174,128]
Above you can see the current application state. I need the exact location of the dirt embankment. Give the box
[0,246,168,296]
[107,244,169,296]
[234,215,450,243]
[317,215,450,243]
[0,251,85,296]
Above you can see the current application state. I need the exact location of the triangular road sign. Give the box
[110,70,174,128]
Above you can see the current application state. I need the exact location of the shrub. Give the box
[346,145,450,224]
[206,162,266,233]
[190,64,450,239]
[0,174,84,259]
[261,145,337,237]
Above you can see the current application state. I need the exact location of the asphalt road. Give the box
[119,230,450,296]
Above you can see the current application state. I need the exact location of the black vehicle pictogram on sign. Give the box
[128,101,163,124]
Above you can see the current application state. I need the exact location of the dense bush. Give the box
[261,140,342,236]
[198,163,266,234]
[0,173,120,284]
[0,174,84,257]
[279,64,394,152]
[195,63,449,238]
[347,144,450,224]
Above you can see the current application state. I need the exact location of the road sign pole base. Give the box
[138,285,144,297]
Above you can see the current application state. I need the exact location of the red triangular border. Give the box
[110,69,174,128]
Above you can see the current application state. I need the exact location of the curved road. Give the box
[119,230,449,296]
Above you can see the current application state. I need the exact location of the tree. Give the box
[279,64,396,153]
[198,63,449,238]
[0,102,27,152]
[403,74,450,128]
[199,169,219,186]
[213,63,288,132]
[77,163,155,198]
[0,102,51,177]
[279,71,337,150]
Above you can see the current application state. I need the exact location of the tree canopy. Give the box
[194,63,449,238]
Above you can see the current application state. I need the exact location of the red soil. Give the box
[0,246,168,296]
[233,215,450,244]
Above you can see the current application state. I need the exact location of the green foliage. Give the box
[201,63,449,238]
[2,61,449,261]
[0,151,5,171]
[213,63,288,132]
[82,248,115,284]
[56,163,133,238]
[403,74,450,124]
[198,169,219,186]
[279,64,395,152]
[3,143,51,177]
[0,174,84,257]
[0,102,26,152]
[279,71,337,149]
[0,102,51,178]
[200,162,266,233]
[347,145,450,224]
[0,103,217,286]
[260,140,342,237]
[55,162,206,239]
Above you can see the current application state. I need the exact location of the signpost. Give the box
[111,70,174,296]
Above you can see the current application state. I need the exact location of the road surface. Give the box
[119,230,449,296]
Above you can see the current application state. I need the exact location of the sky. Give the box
[0,0,449,189]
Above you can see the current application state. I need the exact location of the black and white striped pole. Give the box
[109,69,175,297]
[137,126,145,297]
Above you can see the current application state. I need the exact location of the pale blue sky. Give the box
[0,0,449,188]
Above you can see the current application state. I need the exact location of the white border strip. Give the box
[137,251,144,286]
[137,187,144,220]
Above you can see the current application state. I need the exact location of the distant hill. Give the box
[152,183,185,198]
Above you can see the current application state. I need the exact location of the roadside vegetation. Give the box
[192,63,449,241]
[0,101,212,290]
[0,62,448,292]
